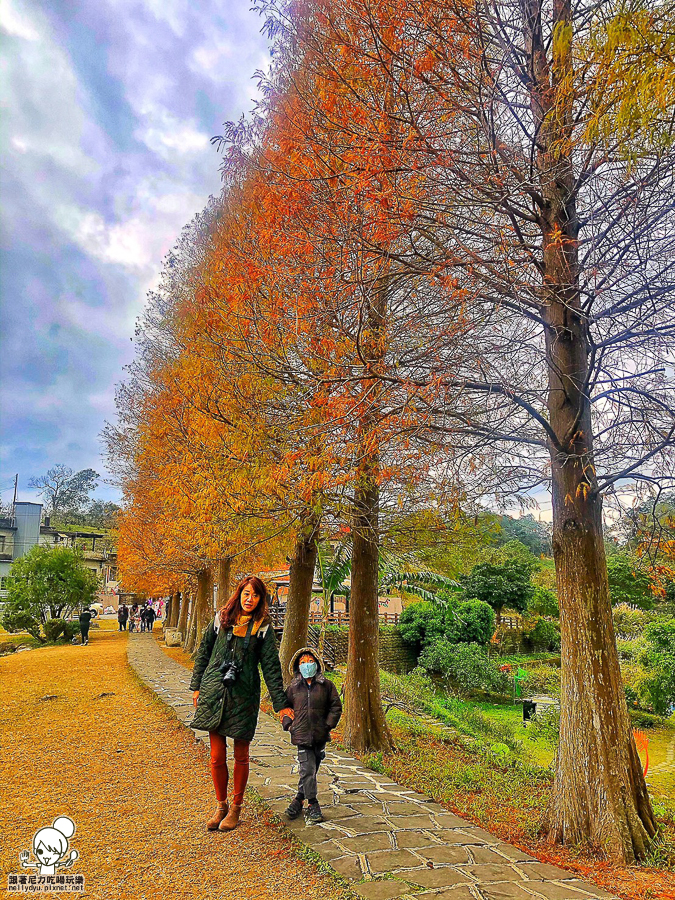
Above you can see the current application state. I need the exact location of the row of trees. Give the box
[106,0,675,862]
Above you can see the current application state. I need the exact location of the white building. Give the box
[0,501,117,601]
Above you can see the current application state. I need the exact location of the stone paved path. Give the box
[128,633,617,900]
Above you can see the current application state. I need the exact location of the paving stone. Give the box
[435,829,490,846]
[564,882,619,900]
[460,826,502,844]
[341,816,396,835]
[471,847,520,865]
[516,862,581,882]
[458,864,524,883]
[404,867,475,889]
[414,886,478,900]
[338,833,394,853]
[495,845,537,863]
[386,801,432,815]
[479,883,551,900]
[329,855,365,880]
[345,802,388,816]
[365,849,426,874]
[332,790,378,800]
[416,846,471,865]
[395,832,445,850]
[432,813,471,828]
[311,840,350,861]
[353,882,411,900]
[386,814,439,830]
[524,882,603,900]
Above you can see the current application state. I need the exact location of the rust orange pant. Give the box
[208,732,250,804]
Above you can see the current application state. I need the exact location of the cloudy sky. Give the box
[0,0,270,506]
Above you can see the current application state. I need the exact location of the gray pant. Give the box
[297,743,326,802]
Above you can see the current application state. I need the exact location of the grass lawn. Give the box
[0,619,354,900]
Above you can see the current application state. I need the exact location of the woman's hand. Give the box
[193,690,199,707]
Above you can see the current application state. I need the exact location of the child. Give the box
[279,647,342,824]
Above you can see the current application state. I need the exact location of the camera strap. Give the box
[225,617,256,663]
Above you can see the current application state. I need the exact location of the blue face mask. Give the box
[299,660,318,679]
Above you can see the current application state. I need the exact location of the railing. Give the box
[499,616,522,630]
[269,607,400,628]
[307,625,337,669]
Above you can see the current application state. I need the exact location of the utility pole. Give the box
[12,474,18,518]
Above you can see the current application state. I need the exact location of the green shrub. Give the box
[530,586,559,617]
[447,599,495,646]
[607,553,653,609]
[462,558,535,621]
[1,608,43,643]
[637,619,675,715]
[44,618,67,642]
[521,663,561,697]
[524,618,560,652]
[399,599,495,656]
[616,637,644,661]
[63,620,80,641]
[613,604,649,639]
[528,705,560,741]
[419,641,509,694]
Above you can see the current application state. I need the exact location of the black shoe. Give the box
[305,802,323,825]
[285,797,304,820]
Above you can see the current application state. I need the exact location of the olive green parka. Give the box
[189,614,287,740]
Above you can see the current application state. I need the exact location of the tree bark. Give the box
[215,557,232,611]
[523,0,657,860]
[188,567,213,655]
[183,595,197,653]
[169,591,181,628]
[177,589,190,637]
[342,264,393,753]
[343,473,392,752]
[279,511,320,686]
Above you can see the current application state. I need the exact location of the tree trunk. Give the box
[169,591,181,628]
[184,596,197,653]
[177,589,190,637]
[279,511,320,686]
[523,0,657,859]
[343,475,392,752]
[215,557,232,611]
[188,568,213,655]
[341,234,393,752]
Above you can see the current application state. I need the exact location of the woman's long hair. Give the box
[219,575,269,629]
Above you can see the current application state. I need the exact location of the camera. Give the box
[220,661,239,686]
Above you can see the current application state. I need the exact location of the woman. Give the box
[190,575,287,832]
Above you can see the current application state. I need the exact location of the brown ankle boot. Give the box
[218,803,242,831]
[206,801,229,831]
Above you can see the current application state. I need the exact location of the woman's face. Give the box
[240,584,261,614]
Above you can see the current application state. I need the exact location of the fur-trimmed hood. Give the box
[289,646,324,678]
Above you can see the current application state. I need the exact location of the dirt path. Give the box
[0,622,350,900]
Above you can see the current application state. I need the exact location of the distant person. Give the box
[78,608,93,646]
[117,604,129,632]
[145,605,157,632]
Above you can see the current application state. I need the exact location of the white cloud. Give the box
[0,0,40,41]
